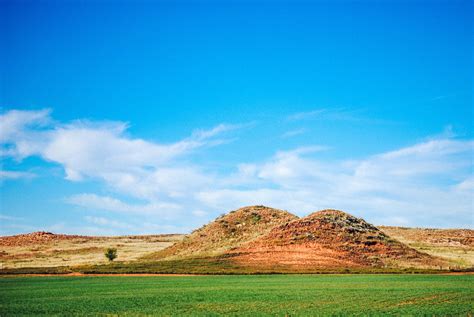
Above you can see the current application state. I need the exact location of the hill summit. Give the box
[151,205,298,259]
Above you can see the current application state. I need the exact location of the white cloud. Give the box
[0,109,51,143]
[0,109,52,158]
[39,120,224,182]
[1,108,239,200]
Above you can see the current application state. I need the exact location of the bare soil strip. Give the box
[1,272,202,277]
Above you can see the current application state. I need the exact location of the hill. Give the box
[148,205,298,260]
[0,231,92,247]
[227,210,442,269]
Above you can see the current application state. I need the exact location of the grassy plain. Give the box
[1,274,473,316]
[0,234,183,269]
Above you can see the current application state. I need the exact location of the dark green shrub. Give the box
[104,248,118,261]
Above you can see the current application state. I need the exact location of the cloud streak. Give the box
[281,128,306,138]
[67,194,181,216]
[287,107,397,125]
[0,170,36,180]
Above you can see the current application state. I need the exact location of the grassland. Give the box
[0,256,454,275]
[0,234,183,269]
[380,226,474,268]
[1,274,473,316]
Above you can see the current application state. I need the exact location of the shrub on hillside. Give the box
[105,248,118,262]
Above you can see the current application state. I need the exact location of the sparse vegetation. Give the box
[250,212,262,223]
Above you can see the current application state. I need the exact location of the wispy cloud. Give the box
[84,216,133,229]
[82,216,193,235]
[287,107,363,121]
[67,194,181,216]
[0,108,52,143]
[0,214,24,221]
[0,170,36,180]
[287,107,396,125]
[287,109,326,121]
[281,128,306,138]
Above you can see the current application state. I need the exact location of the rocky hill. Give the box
[227,209,442,269]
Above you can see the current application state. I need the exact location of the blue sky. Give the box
[1,0,472,235]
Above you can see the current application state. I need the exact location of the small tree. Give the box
[105,248,117,262]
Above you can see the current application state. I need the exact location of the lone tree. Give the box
[104,248,118,262]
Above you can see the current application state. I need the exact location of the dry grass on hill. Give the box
[146,205,298,260]
[0,232,183,269]
[379,226,474,268]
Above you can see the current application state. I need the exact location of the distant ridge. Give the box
[0,231,90,247]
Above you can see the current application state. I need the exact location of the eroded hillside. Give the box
[228,210,442,270]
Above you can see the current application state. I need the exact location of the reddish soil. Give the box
[228,210,440,269]
[0,231,183,248]
[1,273,202,277]
[229,244,365,269]
[0,232,93,247]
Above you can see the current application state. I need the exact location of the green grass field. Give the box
[1,274,472,316]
